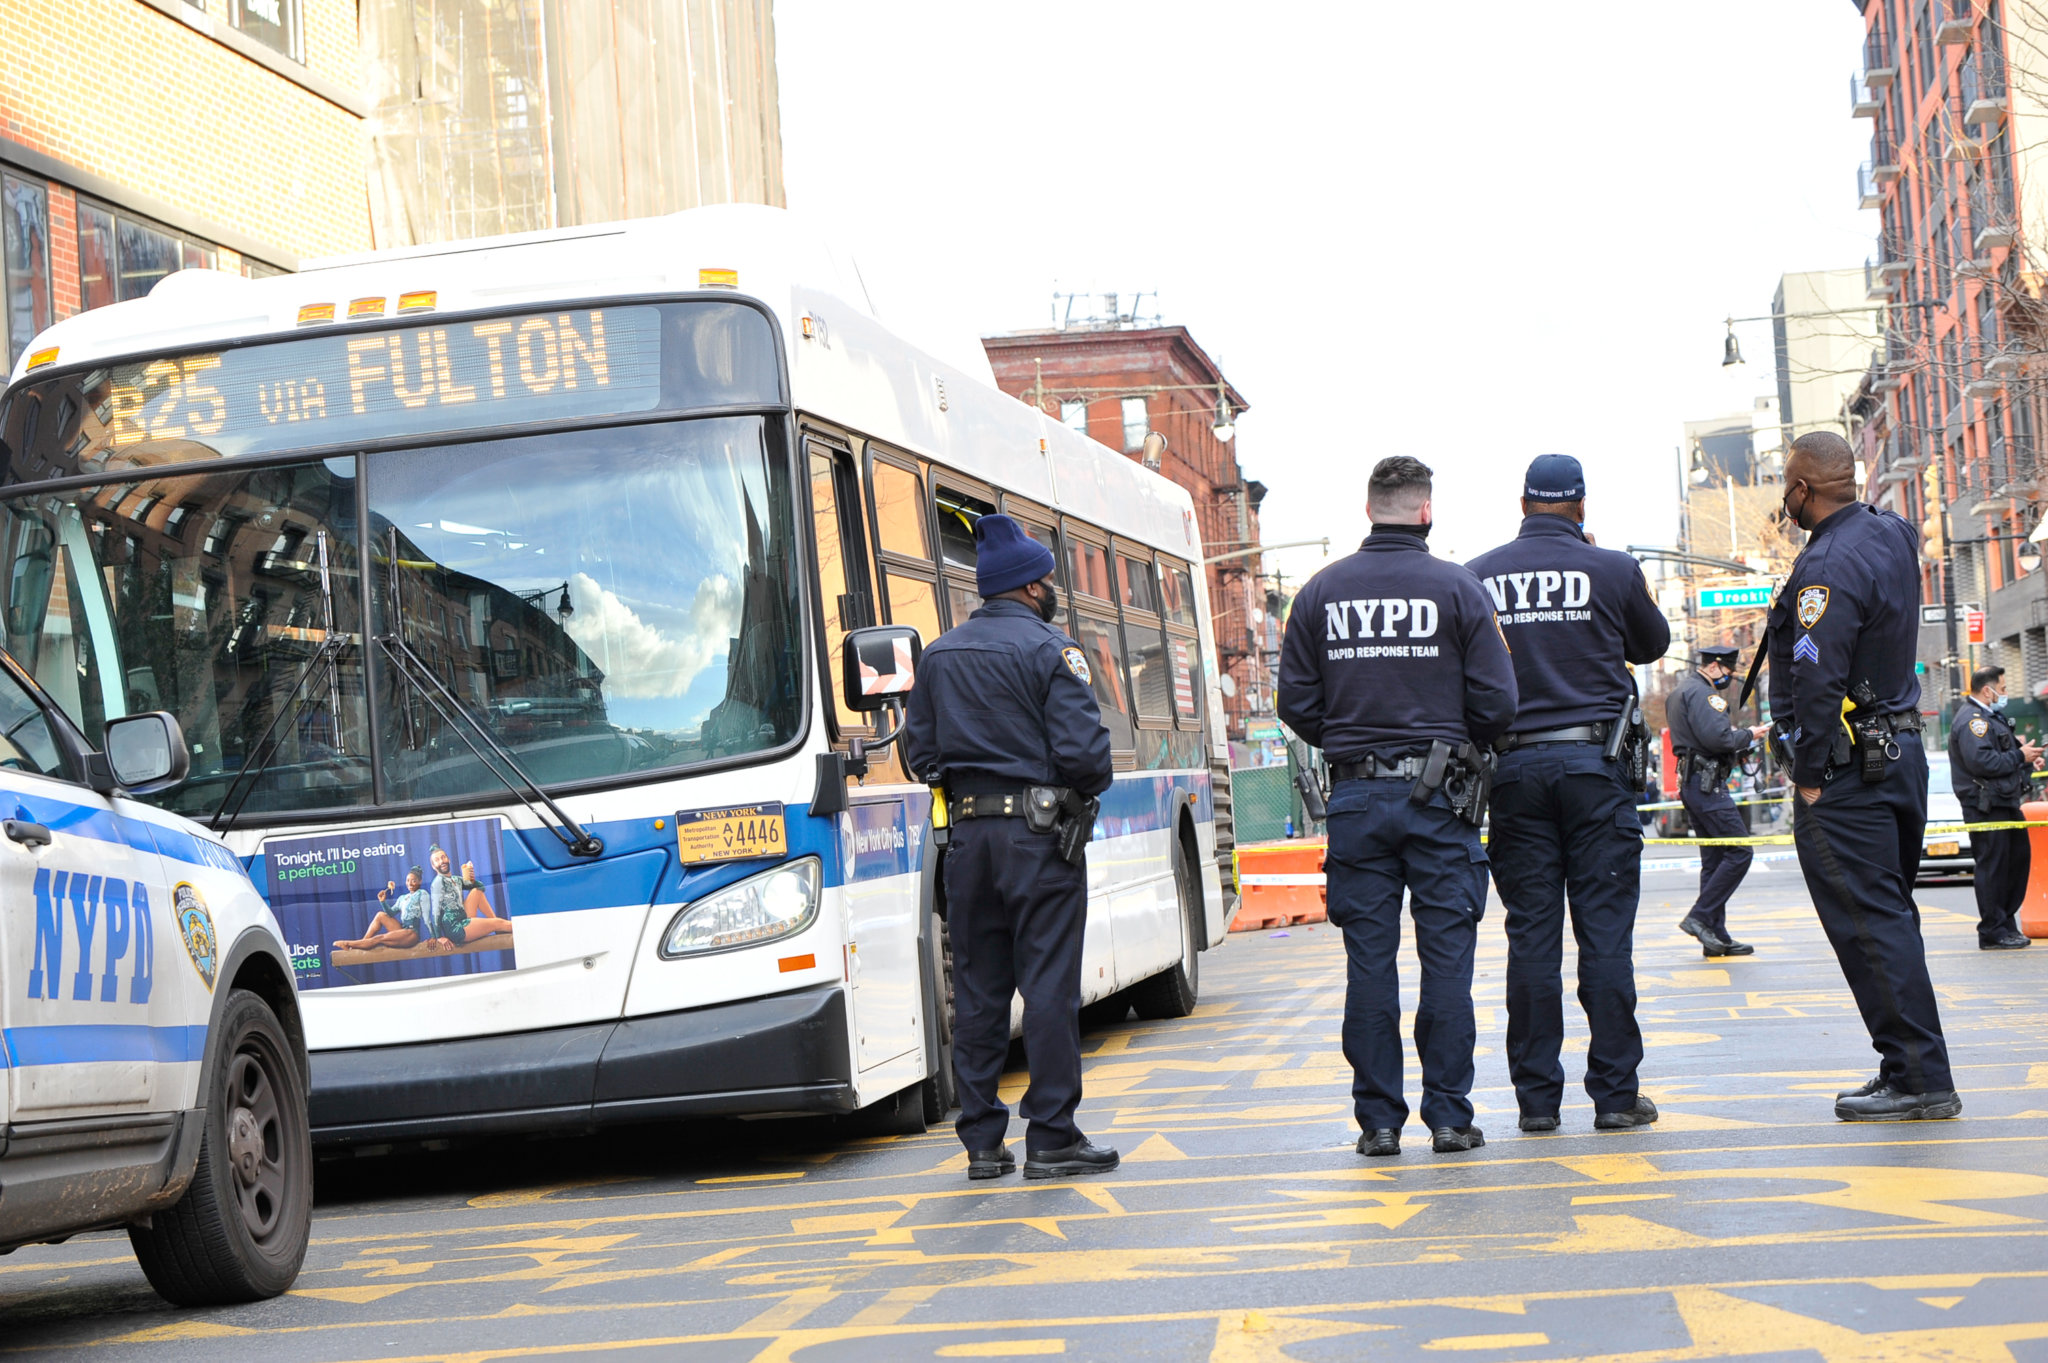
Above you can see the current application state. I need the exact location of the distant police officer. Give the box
[1467,454,1672,1133]
[1948,664,2039,951]
[1277,456,1517,1157]
[903,514,1120,1179]
[1769,431,1959,1121]
[1667,645,1772,957]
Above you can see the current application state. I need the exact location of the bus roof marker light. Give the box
[397,290,438,313]
[296,303,335,326]
[26,347,58,370]
[348,297,387,319]
[699,268,739,290]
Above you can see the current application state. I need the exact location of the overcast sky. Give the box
[774,2,1876,583]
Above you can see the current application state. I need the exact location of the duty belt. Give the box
[954,791,1039,818]
[1495,722,1610,754]
[1331,755,1428,782]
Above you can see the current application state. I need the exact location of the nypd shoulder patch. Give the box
[1708,694,1728,712]
[1970,715,1990,737]
[1792,633,1821,665]
[1796,585,1829,629]
[1061,646,1092,685]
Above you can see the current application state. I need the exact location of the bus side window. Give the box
[809,443,875,736]
[932,483,995,629]
[870,458,928,559]
[1061,519,1134,757]
[1159,555,1204,731]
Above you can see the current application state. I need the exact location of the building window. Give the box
[76,202,222,309]
[1121,396,1149,452]
[1061,399,1088,434]
[2,172,53,368]
[230,0,300,60]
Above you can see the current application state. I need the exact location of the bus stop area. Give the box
[3,860,2045,1362]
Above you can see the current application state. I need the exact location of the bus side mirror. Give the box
[101,711,191,796]
[842,625,922,714]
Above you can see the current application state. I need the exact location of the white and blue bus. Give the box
[0,206,1228,1141]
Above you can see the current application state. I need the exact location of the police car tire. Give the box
[130,989,311,1306]
[1130,836,1200,1021]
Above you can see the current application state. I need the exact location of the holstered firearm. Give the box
[1604,690,1652,789]
[1053,788,1100,866]
[1410,738,1494,828]
[1845,680,1895,784]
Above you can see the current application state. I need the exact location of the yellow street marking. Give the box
[736,1285,839,1332]
[478,1235,638,1254]
[1210,1312,1392,1361]
[935,1341,1066,1357]
[293,1285,418,1304]
[1556,1153,1663,1183]
[113,1320,263,1342]
[846,1284,943,1327]
[1421,1333,1550,1351]
[790,1210,907,1237]
[1572,1194,1675,1206]
[1920,1296,1965,1309]
[699,1172,805,1184]
[1123,1134,1191,1161]
[1535,1213,1716,1253]
[468,1179,634,1209]
[1068,1184,1127,1215]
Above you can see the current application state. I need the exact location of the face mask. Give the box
[1034,583,1060,623]
[1782,482,1811,532]
[1709,673,1732,690]
[1993,694,2010,711]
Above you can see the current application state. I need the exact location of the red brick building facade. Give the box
[1,0,372,367]
[983,325,1268,739]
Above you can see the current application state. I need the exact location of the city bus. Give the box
[0,205,1228,1142]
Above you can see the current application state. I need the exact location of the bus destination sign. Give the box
[38,306,663,468]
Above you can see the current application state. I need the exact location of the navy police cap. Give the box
[1697,645,1739,666]
[1524,453,1587,501]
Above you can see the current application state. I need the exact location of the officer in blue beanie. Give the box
[904,513,1118,1180]
[1467,455,1672,1134]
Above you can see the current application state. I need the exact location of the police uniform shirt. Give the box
[1949,697,2030,808]
[1276,524,1518,763]
[902,598,1115,798]
[1668,672,1754,761]
[1465,515,1672,731]
[1765,502,1922,788]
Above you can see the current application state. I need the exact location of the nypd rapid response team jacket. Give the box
[1464,514,1672,732]
[1276,523,1518,764]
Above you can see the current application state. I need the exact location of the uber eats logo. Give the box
[24,868,155,1004]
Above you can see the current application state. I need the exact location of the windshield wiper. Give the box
[376,634,604,858]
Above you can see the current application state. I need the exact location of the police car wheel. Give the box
[1130,835,1201,1021]
[130,990,311,1306]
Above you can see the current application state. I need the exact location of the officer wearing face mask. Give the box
[1666,645,1773,957]
[1767,431,1957,1122]
[1948,664,2041,950]
[904,513,1118,1182]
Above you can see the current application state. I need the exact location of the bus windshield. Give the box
[0,415,803,820]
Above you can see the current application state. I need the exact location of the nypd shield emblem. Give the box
[1708,694,1728,712]
[175,883,218,991]
[1062,646,1092,685]
[1970,716,1990,737]
[1796,585,1829,629]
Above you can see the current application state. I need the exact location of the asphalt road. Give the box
[5,860,2048,1361]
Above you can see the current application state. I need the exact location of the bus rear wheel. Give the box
[918,910,957,1125]
[1130,834,1201,1021]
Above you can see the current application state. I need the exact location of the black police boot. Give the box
[1679,916,1732,955]
[1594,1096,1659,1129]
[1981,932,2032,950]
[1023,1140,1120,1179]
[1710,933,1756,957]
[1836,1073,1883,1099]
[1431,1125,1485,1153]
[1517,1114,1559,1133]
[1357,1128,1400,1157]
[1834,1084,1963,1122]
[967,1146,1016,1180]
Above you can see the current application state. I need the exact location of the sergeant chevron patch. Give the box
[1792,634,1821,664]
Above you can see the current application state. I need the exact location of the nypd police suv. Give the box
[0,649,310,1303]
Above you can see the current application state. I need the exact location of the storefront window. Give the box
[3,173,52,367]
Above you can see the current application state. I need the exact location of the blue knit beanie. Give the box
[975,514,1056,597]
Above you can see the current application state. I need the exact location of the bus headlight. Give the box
[660,858,821,958]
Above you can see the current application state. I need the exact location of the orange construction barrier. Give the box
[2019,801,2048,939]
[1230,838,1328,931]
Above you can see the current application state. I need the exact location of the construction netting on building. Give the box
[362,0,785,250]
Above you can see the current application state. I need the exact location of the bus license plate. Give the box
[676,802,787,865]
[1926,840,1959,857]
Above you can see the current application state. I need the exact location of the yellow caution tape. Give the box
[1636,790,1790,812]
[1642,818,2048,848]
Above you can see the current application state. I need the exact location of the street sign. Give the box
[1697,584,1774,610]
[1244,718,1283,742]
[1968,609,1987,644]
[1919,602,1983,625]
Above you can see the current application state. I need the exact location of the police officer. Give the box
[1277,456,1517,1156]
[902,514,1119,1180]
[1667,645,1772,956]
[1769,431,1959,1121]
[1467,454,1671,1133]
[1948,664,2039,950]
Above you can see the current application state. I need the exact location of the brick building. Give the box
[1,0,373,366]
[1848,0,2048,705]
[982,321,1268,739]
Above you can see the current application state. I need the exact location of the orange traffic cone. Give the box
[2018,801,2048,939]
